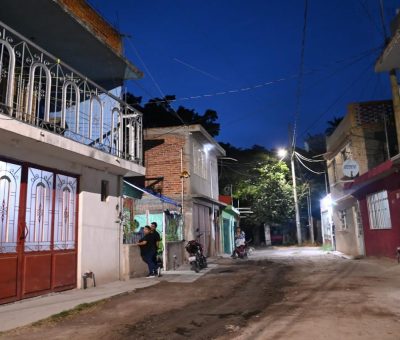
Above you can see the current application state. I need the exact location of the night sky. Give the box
[90,0,399,149]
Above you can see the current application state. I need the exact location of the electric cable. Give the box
[291,0,309,149]
[295,152,325,175]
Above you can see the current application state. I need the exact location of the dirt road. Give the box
[2,248,400,340]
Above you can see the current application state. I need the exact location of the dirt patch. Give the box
[2,259,290,340]
[3,250,400,340]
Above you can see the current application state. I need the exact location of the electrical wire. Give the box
[295,152,325,175]
[295,151,325,162]
[299,60,376,138]
[291,0,309,149]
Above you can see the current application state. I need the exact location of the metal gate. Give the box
[193,203,211,256]
[0,160,78,304]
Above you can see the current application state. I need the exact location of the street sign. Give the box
[342,159,359,178]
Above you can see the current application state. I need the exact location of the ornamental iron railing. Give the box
[0,20,142,164]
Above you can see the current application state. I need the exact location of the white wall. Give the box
[77,168,122,287]
[0,121,143,289]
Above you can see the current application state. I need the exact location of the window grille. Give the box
[339,209,348,230]
[367,190,392,229]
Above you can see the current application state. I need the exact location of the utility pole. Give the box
[307,185,314,244]
[291,150,302,245]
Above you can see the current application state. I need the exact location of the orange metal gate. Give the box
[0,159,78,304]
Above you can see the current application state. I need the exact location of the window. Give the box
[338,209,348,230]
[332,159,337,183]
[101,180,109,202]
[367,190,392,229]
[192,139,208,179]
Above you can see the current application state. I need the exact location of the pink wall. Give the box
[357,172,400,259]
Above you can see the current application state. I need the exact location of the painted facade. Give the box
[0,1,145,304]
[144,125,226,258]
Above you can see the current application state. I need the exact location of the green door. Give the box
[223,218,231,254]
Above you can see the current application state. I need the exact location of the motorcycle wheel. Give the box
[191,262,199,273]
[203,257,208,268]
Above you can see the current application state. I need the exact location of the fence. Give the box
[0,20,142,163]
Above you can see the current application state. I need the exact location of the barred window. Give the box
[338,209,348,230]
[367,191,392,230]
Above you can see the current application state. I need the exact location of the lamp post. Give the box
[277,148,302,245]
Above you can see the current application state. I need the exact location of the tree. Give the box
[123,92,220,137]
[325,116,343,136]
[236,158,295,226]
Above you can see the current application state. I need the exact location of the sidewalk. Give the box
[0,263,217,332]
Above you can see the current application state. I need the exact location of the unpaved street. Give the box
[2,248,400,340]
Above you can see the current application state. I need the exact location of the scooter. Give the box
[185,235,207,273]
[232,239,253,259]
[232,244,247,259]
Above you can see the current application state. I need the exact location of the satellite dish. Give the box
[223,186,231,195]
[342,159,359,178]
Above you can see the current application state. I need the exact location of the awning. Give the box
[0,0,143,90]
[123,181,181,207]
[192,194,228,207]
[345,159,397,194]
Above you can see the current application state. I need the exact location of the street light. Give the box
[277,147,302,245]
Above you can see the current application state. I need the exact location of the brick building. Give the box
[324,100,397,256]
[144,125,226,257]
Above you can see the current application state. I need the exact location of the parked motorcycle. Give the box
[185,235,207,273]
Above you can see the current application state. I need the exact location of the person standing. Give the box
[150,222,162,276]
[136,226,157,278]
[150,222,161,250]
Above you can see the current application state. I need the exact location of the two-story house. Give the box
[0,0,145,304]
[144,124,226,258]
[344,11,400,258]
[324,100,397,257]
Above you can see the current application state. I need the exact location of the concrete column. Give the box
[389,70,400,150]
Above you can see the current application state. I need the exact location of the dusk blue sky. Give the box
[90,0,399,149]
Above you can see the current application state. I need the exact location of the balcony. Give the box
[0,19,143,165]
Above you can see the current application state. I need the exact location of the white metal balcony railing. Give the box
[0,20,142,164]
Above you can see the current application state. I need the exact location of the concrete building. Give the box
[0,1,145,304]
[144,125,226,258]
[341,11,400,259]
[324,100,396,256]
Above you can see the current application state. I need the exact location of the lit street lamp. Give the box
[277,147,302,245]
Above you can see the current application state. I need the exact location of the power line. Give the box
[292,0,309,148]
[357,0,385,38]
[126,37,187,126]
[295,151,325,163]
[299,60,376,138]
[295,152,325,175]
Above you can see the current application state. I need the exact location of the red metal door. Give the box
[0,160,23,304]
[0,161,78,304]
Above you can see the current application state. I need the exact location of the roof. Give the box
[375,30,400,72]
[145,124,226,156]
[345,159,397,195]
[0,0,143,90]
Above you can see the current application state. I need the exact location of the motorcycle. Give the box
[185,235,207,273]
[232,239,253,259]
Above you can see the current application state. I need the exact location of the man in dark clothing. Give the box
[150,222,162,276]
[150,222,161,249]
[136,226,157,278]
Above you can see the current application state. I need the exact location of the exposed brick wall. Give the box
[144,133,187,198]
[58,0,122,54]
